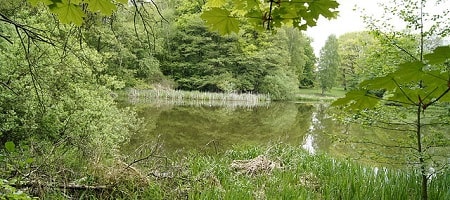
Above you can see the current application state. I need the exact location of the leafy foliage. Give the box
[318,34,340,94]
[156,2,315,98]
[333,1,450,199]
[201,0,339,34]
[201,7,239,35]
[0,5,141,197]
[332,46,450,110]
[28,0,126,25]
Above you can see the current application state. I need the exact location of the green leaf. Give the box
[26,158,34,164]
[50,0,85,25]
[245,0,259,8]
[115,0,128,4]
[389,88,418,105]
[332,90,380,110]
[201,8,240,35]
[424,45,450,65]
[28,0,53,6]
[205,0,227,7]
[390,61,425,84]
[5,141,15,153]
[360,76,397,91]
[245,9,265,31]
[86,0,116,16]
[307,0,339,19]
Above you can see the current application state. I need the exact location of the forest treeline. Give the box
[83,0,317,100]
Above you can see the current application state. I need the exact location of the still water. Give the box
[121,100,418,165]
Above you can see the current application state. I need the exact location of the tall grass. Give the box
[40,144,449,199]
[109,144,450,199]
[127,88,270,108]
[296,87,346,102]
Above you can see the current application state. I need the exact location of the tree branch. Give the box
[379,31,420,61]
[390,76,418,105]
[0,33,13,44]
[350,140,417,151]
[0,12,54,45]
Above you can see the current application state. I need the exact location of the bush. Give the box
[258,70,298,100]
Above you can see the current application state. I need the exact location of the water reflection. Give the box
[121,101,448,166]
[122,102,341,155]
[302,134,316,154]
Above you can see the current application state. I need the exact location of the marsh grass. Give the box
[127,88,270,108]
[41,144,449,199]
[296,88,346,102]
[100,144,447,199]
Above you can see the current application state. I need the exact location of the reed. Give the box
[119,144,449,199]
[127,88,271,108]
[45,144,449,199]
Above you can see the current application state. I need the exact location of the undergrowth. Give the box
[3,144,449,199]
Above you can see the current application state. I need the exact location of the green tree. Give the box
[337,31,420,92]
[334,1,450,199]
[300,37,317,88]
[82,5,168,88]
[158,8,242,92]
[279,26,316,88]
[337,32,374,90]
[156,0,305,98]
[0,2,141,197]
[317,34,340,94]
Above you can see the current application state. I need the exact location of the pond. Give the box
[120,99,424,166]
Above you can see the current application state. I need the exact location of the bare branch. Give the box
[0,81,19,95]
[15,26,46,113]
[149,0,168,23]
[0,12,55,45]
[0,33,13,44]
[351,140,417,151]
[125,135,167,169]
[378,31,420,61]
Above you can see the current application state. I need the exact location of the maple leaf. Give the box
[390,61,425,84]
[28,0,53,6]
[86,0,117,16]
[306,0,339,19]
[424,45,450,65]
[201,8,240,35]
[205,0,227,7]
[332,90,380,110]
[360,76,397,91]
[50,0,85,25]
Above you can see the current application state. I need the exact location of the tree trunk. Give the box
[416,105,428,200]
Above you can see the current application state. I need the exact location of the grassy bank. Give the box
[295,88,347,102]
[37,144,449,199]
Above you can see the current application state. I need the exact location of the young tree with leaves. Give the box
[334,1,450,199]
[318,34,340,94]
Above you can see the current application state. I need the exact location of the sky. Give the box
[305,0,382,56]
[306,0,450,56]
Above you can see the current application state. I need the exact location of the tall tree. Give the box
[337,32,373,90]
[317,34,340,94]
[279,27,316,88]
[299,37,317,88]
